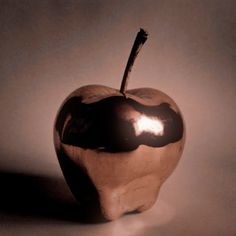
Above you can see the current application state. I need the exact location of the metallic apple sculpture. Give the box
[54,29,185,221]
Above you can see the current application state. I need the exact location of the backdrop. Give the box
[0,0,235,235]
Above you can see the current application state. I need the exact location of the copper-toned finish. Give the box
[54,85,185,221]
[54,29,185,221]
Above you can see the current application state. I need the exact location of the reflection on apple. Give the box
[54,29,185,221]
[135,114,164,136]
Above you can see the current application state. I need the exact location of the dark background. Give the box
[0,0,236,235]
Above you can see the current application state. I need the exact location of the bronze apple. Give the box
[54,29,185,221]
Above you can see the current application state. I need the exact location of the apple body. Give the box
[54,85,185,221]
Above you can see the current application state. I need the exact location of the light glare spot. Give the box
[135,115,164,136]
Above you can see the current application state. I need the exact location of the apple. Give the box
[54,29,185,221]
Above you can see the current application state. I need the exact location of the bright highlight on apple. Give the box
[135,115,164,136]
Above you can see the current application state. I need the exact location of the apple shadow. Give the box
[0,163,106,223]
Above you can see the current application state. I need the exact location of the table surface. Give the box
[0,147,235,236]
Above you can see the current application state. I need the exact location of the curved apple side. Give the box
[53,85,185,221]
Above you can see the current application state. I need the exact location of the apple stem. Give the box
[120,28,148,96]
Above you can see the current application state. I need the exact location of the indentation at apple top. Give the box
[55,96,184,152]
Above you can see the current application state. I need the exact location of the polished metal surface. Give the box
[54,86,185,220]
[55,96,184,152]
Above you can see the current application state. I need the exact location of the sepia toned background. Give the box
[0,0,235,235]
